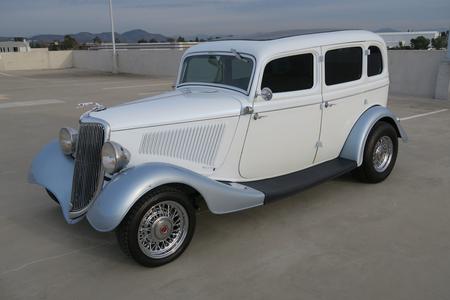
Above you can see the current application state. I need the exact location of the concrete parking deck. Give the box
[1,69,449,300]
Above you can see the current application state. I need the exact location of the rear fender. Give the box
[340,106,408,166]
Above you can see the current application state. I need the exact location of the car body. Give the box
[29,30,407,266]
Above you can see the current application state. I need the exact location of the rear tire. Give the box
[115,187,196,267]
[353,121,398,183]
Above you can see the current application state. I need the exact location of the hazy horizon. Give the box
[1,0,449,37]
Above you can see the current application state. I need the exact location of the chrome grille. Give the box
[70,123,105,213]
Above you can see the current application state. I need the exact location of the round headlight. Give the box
[59,127,78,155]
[101,141,130,174]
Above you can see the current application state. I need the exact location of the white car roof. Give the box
[184,30,385,62]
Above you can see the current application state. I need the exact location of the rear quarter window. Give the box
[368,46,383,77]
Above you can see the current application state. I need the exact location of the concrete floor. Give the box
[0,69,449,300]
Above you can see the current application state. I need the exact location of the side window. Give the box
[368,46,383,77]
[261,53,314,93]
[325,47,362,85]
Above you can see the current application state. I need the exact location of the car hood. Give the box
[88,88,244,131]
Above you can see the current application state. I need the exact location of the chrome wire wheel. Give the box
[372,135,394,173]
[137,200,189,259]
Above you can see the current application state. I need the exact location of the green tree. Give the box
[149,38,157,43]
[48,41,60,51]
[166,37,175,43]
[431,33,448,50]
[62,35,78,50]
[410,36,430,50]
[93,36,102,44]
[176,36,185,42]
[195,36,199,42]
[30,41,45,48]
[137,39,148,43]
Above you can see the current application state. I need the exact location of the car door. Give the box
[314,43,368,164]
[239,49,322,180]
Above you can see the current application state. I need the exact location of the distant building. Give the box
[0,40,31,53]
[378,31,440,48]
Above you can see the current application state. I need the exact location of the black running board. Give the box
[240,158,357,203]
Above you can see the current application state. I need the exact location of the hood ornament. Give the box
[77,102,107,113]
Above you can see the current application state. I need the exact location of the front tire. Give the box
[116,187,196,267]
[353,121,398,183]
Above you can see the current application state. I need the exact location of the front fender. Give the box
[340,106,408,166]
[28,139,81,224]
[86,163,264,232]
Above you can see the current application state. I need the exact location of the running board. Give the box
[240,158,357,203]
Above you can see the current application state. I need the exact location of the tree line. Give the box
[30,35,211,50]
[391,32,448,50]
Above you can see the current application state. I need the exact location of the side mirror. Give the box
[260,87,273,101]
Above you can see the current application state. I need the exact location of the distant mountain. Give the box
[121,29,167,42]
[29,34,65,43]
[29,29,169,44]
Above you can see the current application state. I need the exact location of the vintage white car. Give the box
[30,30,407,267]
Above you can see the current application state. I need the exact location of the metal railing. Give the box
[87,42,199,51]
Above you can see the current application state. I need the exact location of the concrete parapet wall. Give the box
[72,49,185,77]
[72,50,112,72]
[117,49,184,77]
[0,48,448,100]
[0,49,72,71]
[388,50,447,98]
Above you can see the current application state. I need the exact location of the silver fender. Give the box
[28,140,80,224]
[340,105,408,166]
[86,163,265,232]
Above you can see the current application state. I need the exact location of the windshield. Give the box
[180,54,254,92]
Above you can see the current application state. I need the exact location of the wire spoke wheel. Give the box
[372,135,394,173]
[137,200,189,259]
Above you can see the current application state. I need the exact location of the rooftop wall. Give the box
[0,48,448,100]
[388,50,447,98]
[0,49,72,71]
[72,49,184,77]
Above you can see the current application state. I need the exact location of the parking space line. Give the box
[0,99,64,109]
[0,242,114,276]
[399,109,448,121]
[0,72,18,77]
[102,83,172,90]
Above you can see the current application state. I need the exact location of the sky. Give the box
[0,0,449,37]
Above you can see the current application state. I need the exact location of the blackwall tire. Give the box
[353,121,398,183]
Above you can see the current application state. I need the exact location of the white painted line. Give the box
[103,83,172,90]
[399,109,448,121]
[0,99,64,109]
[0,71,17,77]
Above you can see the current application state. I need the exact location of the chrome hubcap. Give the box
[138,201,188,259]
[372,136,394,172]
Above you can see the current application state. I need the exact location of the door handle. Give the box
[253,113,267,120]
[324,101,336,108]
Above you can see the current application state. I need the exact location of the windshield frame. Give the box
[177,51,257,95]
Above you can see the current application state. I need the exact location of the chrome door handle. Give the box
[253,113,267,120]
[324,101,335,108]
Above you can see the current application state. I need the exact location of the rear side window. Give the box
[325,47,362,85]
[368,46,383,77]
[261,53,314,93]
